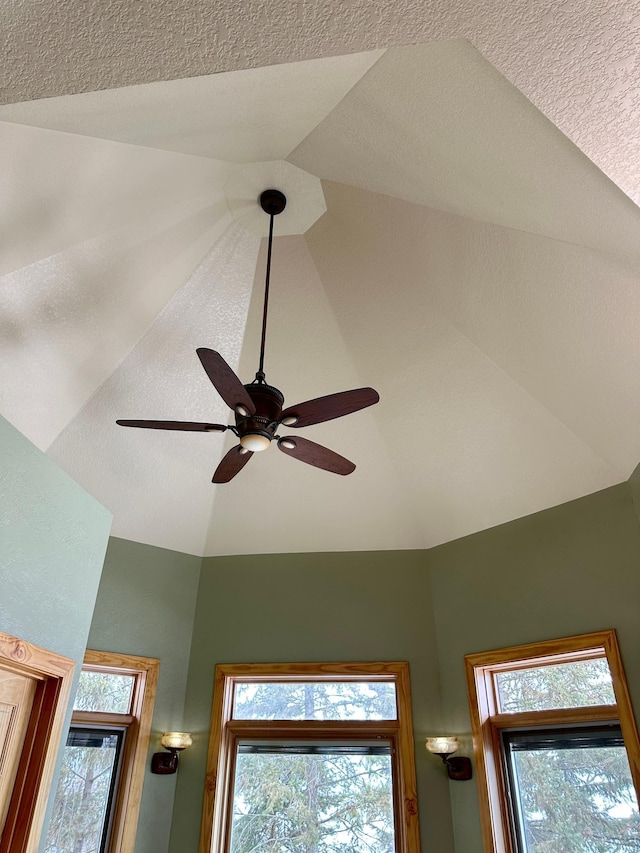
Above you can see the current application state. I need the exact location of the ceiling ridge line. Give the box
[303,210,623,548]
[298,230,433,549]
[420,291,626,480]
[195,226,269,556]
[0,167,232,282]
[303,183,625,479]
[312,179,640,277]
[283,48,387,163]
[202,231,427,557]
[42,216,242,454]
[0,116,237,166]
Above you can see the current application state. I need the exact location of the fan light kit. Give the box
[117,189,380,483]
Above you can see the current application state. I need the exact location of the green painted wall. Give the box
[169,550,455,853]
[6,394,638,853]
[0,415,112,660]
[428,482,640,853]
[0,414,113,852]
[88,480,640,853]
[87,536,201,853]
[628,461,640,526]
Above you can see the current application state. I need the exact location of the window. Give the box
[201,663,420,853]
[465,630,640,853]
[44,650,159,853]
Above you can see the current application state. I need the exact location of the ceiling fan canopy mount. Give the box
[259,188,287,216]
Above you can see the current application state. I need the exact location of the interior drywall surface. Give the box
[427,482,640,853]
[628,461,640,528]
[87,536,201,853]
[169,550,455,853]
[0,414,113,852]
[0,414,112,655]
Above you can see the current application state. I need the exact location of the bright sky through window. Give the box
[232,681,398,721]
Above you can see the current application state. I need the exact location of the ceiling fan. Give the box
[117,189,379,483]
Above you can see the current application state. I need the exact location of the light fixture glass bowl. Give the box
[425,736,459,755]
[161,732,193,750]
[240,434,271,452]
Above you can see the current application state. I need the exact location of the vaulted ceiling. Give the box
[2,6,640,556]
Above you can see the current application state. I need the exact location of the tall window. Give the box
[44,650,159,853]
[201,663,420,853]
[466,630,640,853]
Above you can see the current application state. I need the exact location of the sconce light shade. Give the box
[161,732,193,750]
[425,737,459,756]
[152,732,193,774]
[426,736,472,781]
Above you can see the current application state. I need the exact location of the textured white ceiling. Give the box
[2,0,640,211]
[205,236,425,556]
[0,123,231,449]
[2,39,640,556]
[47,223,260,555]
[290,41,640,267]
[306,182,628,546]
[0,51,382,161]
[225,160,326,237]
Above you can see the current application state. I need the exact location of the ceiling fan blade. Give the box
[277,436,355,475]
[117,420,227,432]
[212,445,253,483]
[197,348,256,415]
[280,387,379,428]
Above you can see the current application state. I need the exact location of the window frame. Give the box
[199,662,420,853]
[57,650,160,853]
[465,630,640,853]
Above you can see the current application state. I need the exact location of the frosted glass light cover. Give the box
[426,737,459,755]
[240,434,271,452]
[161,732,193,750]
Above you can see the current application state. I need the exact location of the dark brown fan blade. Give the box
[196,348,256,415]
[212,445,253,483]
[277,436,355,475]
[117,420,227,432]
[280,387,379,428]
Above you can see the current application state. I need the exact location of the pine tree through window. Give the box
[466,631,640,853]
[43,651,158,853]
[201,663,420,853]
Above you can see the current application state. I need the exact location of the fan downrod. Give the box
[260,189,287,216]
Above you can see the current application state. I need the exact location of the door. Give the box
[0,667,38,832]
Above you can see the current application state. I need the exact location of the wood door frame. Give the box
[0,630,75,853]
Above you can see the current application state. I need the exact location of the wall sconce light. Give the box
[425,736,472,781]
[151,732,193,775]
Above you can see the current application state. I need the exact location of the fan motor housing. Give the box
[236,383,285,442]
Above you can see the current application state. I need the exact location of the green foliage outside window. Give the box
[512,742,640,852]
[230,682,396,853]
[45,671,131,853]
[500,659,640,852]
[496,658,615,714]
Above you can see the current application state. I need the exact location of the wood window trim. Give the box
[0,630,75,853]
[79,649,159,853]
[465,629,640,853]
[199,661,420,853]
